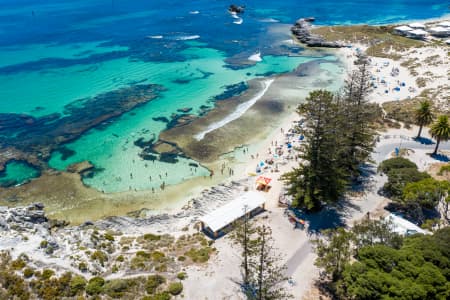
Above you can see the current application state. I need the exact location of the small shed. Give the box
[198,191,266,238]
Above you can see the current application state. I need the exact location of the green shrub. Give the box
[104,233,115,242]
[143,292,171,300]
[177,256,186,262]
[378,157,417,173]
[103,279,130,298]
[91,250,108,266]
[167,282,183,295]
[78,262,88,272]
[151,251,165,262]
[136,251,151,259]
[184,247,214,263]
[383,167,430,198]
[41,269,55,280]
[11,258,26,270]
[116,255,124,262]
[69,275,87,296]
[23,268,34,278]
[146,274,166,294]
[177,272,187,280]
[143,233,161,241]
[40,240,48,248]
[86,276,105,295]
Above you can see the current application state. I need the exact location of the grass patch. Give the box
[184,247,215,263]
[311,25,424,59]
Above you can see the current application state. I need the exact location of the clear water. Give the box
[0,0,447,192]
[0,161,40,187]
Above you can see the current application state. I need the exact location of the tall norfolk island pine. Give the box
[430,115,450,155]
[415,100,434,138]
[282,59,378,210]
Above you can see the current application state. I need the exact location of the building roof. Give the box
[408,29,428,36]
[437,21,450,27]
[409,22,425,29]
[445,39,450,45]
[394,25,413,32]
[388,214,429,236]
[199,191,265,232]
[429,26,449,32]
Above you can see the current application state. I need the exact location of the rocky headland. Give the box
[291,18,344,48]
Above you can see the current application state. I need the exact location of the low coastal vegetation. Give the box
[311,25,424,59]
[0,230,213,299]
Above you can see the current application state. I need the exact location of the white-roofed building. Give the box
[406,29,428,39]
[409,22,425,29]
[445,39,450,45]
[388,214,430,236]
[394,25,413,35]
[198,191,266,237]
[437,21,450,27]
[428,26,450,37]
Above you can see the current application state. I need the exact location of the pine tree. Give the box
[339,59,376,178]
[247,225,292,300]
[282,90,347,210]
[231,205,258,286]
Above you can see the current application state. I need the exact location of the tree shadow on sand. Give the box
[289,198,361,235]
[430,153,450,162]
[288,164,377,235]
[413,136,434,145]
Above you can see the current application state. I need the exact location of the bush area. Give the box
[338,227,450,299]
[378,157,430,199]
[314,219,450,300]
[0,230,214,299]
[379,157,450,223]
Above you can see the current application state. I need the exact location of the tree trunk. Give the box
[243,211,248,285]
[433,138,441,155]
[417,124,423,138]
[258,229,265,300]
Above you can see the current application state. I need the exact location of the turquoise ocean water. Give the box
[0,0,448,191]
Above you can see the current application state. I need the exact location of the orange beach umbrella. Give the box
[256,176,272,186]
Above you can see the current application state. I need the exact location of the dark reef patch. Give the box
[152,116,170,123]
[56,146,76,161]
[0,84,164,171]
[214,82,248,101]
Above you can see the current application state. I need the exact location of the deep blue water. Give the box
[1,0,448,52]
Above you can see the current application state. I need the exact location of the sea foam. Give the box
[176,35,200,40]
[248,52,262,62]
[233,18,243,25]
[194,79,275,141]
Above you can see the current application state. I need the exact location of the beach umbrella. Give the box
[256,176,272,186]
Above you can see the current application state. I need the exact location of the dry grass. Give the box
[382,89,449,124]
[311,25,425,60]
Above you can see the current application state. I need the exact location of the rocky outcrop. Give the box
[4,203,48,229]
[228,4,245,14]
[291,18,344,48]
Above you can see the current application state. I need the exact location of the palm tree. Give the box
[415,100,433,138]
[429,115,450,155]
